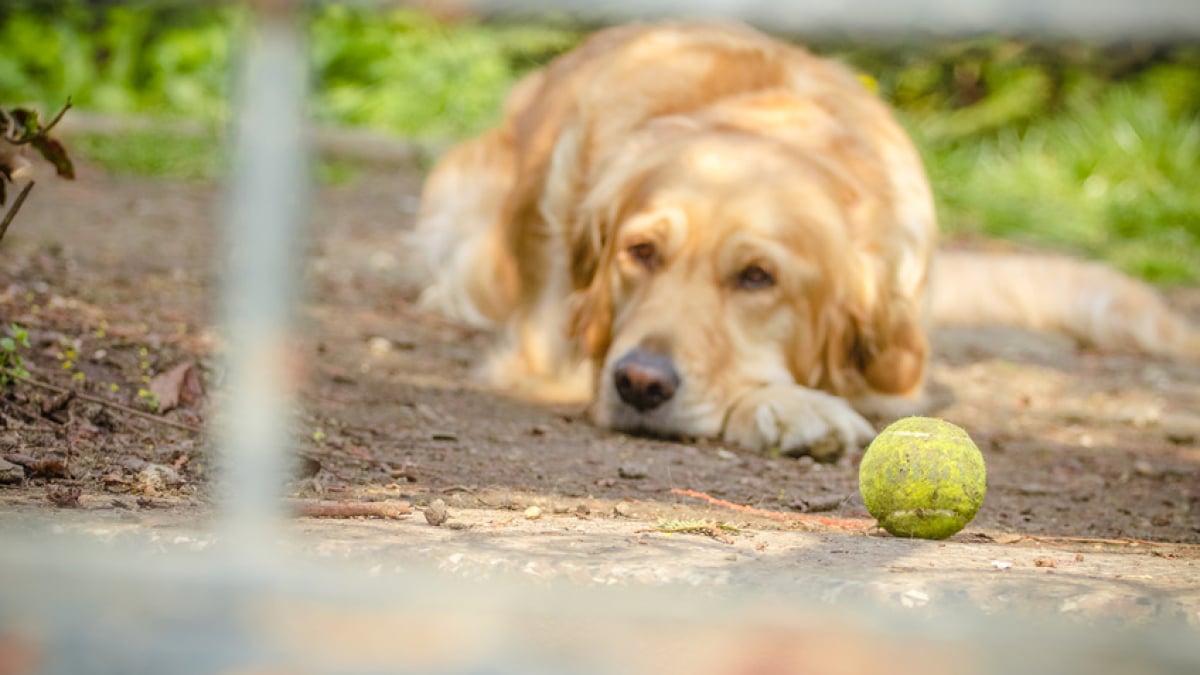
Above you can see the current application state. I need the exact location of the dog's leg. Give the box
[480,298,595,404]
[411,128,520,328]
[932,252,1200,362]
[722,384,877,461]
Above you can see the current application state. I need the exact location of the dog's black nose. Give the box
[612,349,680,412]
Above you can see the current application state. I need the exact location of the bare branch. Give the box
[40,98,73,136]
[5,369,205,435]
[0,180,34,244]
[7,100,75,146]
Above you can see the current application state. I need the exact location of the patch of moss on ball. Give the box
[858,417,986,540]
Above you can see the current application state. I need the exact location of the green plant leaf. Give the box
[0,337,14,352]
[8,108,39,138]
[8,325,29,346]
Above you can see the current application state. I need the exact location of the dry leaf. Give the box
[148,361,204,413]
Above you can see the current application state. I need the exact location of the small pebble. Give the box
[1162,414,1199,445]
[618,464,647,479]
[0,458,24,485]
[1132,460,1159,478]
[613,502,633,518]
[367,336,392,356]
[799,494,845,513]
[1017,483,1053,496]
[523,505,542,520]
[425,498,449,526]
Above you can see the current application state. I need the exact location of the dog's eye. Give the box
[736,265,775,290]
[626,242,659,270]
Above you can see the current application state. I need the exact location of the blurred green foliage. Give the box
[307,4,578,138]
[836,41,1200,282]
[0,1,235,119]
[0,1,576,138]
[1,2,1196,282]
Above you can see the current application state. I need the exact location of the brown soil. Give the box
[2,161,1198,551]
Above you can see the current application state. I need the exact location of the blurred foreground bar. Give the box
[465,0,1200,39]
[214,0,309,557]
[0,532,1198,675]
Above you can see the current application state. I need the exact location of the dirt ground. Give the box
[1,158,1199,598]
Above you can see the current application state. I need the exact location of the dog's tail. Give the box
[930,251,1200,362]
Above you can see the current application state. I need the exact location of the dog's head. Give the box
[567,123,927,439]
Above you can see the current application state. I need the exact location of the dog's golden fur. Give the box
[414,21,1199,458]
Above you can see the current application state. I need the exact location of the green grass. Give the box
[2,3,1197,282]
[74,129,363,186]
[72,131,224,180]
[919,78,1200,283]
[0,2,236,119]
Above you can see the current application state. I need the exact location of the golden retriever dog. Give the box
[414,21,1199,459]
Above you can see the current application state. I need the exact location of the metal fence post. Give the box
[214,0,309,561]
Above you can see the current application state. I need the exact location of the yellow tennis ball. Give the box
[858,417,986,540]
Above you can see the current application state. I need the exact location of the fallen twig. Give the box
[4,453,68,479]
[1010,533,1196,551]
[438,484,475,494]
[670,488,873,532]
[6,370,204,434]
[288,498,412,520]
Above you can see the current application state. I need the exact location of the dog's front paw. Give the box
[722,385,875,461]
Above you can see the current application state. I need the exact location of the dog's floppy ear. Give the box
[555,129,622,360]
[806,162,930,399]
[565,180,617,358]
[566,164,630,361]
[561,121,695,360]
[793,239,928,399]
[568,241,615,360]
[820,292,928,398]
[853,298,928,395]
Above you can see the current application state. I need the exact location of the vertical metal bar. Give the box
[215,0,308,560]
